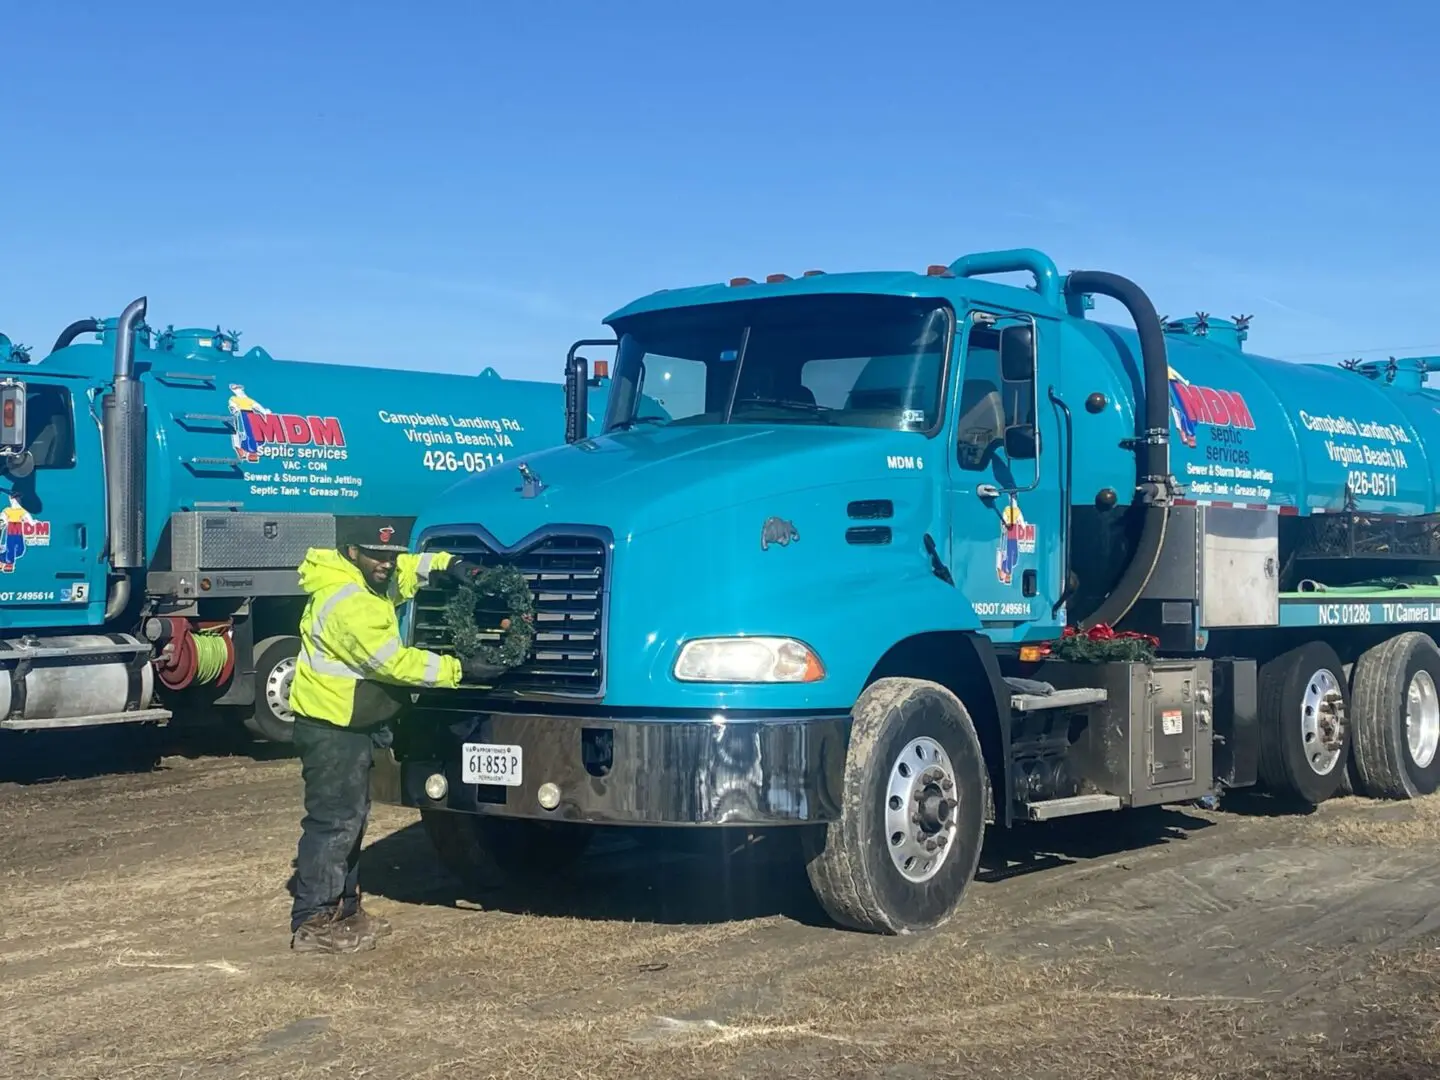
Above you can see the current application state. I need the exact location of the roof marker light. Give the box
[927,265,955,277]
[802,269,826,277]
[730,277,756,287]
[765,273,792,283]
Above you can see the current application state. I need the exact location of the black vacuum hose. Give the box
[51,318,101,353]
[1063,270,1173,630]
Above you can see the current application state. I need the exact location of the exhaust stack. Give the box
[103,296,147,574]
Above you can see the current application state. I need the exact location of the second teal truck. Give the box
[374,249,1440,933]
[0,305,612,746]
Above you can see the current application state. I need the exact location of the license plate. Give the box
[461,742,523,787]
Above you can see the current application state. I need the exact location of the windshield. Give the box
[601,294,952,435]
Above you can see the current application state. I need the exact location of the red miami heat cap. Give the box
[337,516,415,553]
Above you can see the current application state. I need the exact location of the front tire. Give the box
[803,677,987,935]
[420,810,593,889]
[242,635,300,744]
[1258,641,1352,806]
[1350,631,1440,800]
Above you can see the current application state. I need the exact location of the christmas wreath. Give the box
[442,565,536,669]
[1039,623,1160,664]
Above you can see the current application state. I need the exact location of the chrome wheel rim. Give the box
[884,737,959,883]
[266,655,296,725]
[1301,668,1346,776]
[1406,669,1440,770]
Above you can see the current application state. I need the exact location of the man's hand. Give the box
[441,558,483,588]
[461,654,507,684]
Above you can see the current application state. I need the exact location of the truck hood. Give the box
[421,422,923,545]
[411,420,970,711]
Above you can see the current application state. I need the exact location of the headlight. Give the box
[672,636,825,683]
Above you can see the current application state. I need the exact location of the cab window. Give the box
[27,386,75,469]
[955,317,1037,480]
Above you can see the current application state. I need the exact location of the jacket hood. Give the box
[297,547,368,595]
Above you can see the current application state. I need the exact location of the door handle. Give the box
[77,524,87,549]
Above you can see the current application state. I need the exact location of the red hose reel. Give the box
[153,617,236,691]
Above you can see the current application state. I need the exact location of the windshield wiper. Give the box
[609,415,669,431]
[733,397,838,422]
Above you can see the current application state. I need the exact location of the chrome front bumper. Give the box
[373,709,852,826]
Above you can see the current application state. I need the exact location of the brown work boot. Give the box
[339,904,392,939]
[338,890,392,938]
[290,910,376,954]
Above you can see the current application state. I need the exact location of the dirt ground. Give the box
[1,731,1438,1080]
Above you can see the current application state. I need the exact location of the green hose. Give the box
[1289,574,1440,598]
[193,633,229,685]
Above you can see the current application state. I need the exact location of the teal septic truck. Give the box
[376,249,1440,934]
[0,299,609,745]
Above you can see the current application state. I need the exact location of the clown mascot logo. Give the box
[0,493,47,572]
[996,496,1036,586]
[227,383,272,463]
[1167,366,1199,449]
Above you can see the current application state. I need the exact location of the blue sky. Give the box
[3,1,1436,381]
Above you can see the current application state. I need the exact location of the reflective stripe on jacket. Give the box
[289,547,462,728]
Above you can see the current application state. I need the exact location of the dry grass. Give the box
[3,754,1440,1079]
[7,892,1436,1079]
[1309,790,1440,848]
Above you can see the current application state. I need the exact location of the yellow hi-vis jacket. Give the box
[289,547,463,729]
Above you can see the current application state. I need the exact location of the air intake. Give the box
[847,499,893,519]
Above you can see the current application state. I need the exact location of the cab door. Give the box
[944,310,1067,641]
[0,379,108,630]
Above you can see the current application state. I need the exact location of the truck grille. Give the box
[411,531,608,697]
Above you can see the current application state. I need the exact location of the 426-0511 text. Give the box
[1346,469,1400,499]
[423,450,507,473]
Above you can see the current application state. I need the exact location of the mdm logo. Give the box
[1167,366,1255,449]
[1,493,48,572]
[227,384,347,463]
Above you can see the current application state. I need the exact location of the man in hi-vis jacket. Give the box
[287,516,500,953]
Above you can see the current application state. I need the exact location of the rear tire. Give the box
[802,677,987,935]
[420,811,593,889]
[242,635,300,744]
[1258,641,1352,806]
[1350,631,1440,800]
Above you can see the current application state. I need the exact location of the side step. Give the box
[1025,794,1123,821]
[2,708,172,732]
[1010,687,1108,713]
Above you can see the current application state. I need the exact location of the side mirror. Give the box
[0,378,26,455]
[999,325,1035,383]
[1005,423,1037,460]
[565,338,619,444]
[565,356,588,444]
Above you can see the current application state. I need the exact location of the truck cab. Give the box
[387,248,1428,935]
[0,367,109,626]
[379,250,1113,930]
